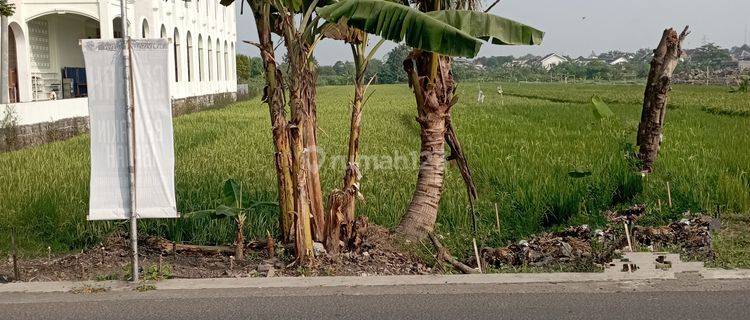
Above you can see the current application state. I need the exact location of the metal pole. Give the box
[120,0,138,283]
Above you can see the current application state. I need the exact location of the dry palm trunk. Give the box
[250,2,295,242]
[637,26,689,173]
[396,51,454,240]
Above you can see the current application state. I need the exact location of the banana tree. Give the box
[321,20,385,253]
[317,0,543,239]
[221,0,378,259]
[221,0,336,260]
[185,179,277,260]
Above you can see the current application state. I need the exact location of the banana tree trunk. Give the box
[637,27,689,173]
[251,2,295,242]
[302,65,326,242]
[283,21,316,259]
[325,68,365,253]
[396,51,453,240]
[234,214,246,260]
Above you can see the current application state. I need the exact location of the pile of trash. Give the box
[481,205,715,269]
[481,225,622,268]
[632,216,714,259]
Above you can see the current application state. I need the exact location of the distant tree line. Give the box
[236,43,748,86]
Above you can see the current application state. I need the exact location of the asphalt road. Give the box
[3,278,750,319]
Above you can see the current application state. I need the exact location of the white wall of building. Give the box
[1,0,237,125]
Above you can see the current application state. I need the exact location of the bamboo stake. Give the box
[472,238,483,273]
[623,221,633,252]
[667,182,673,207]
[494,203,501,231]
[657,199,662,212]
[11,228,20,281]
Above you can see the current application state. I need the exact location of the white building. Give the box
[539,53,567,70]
[1,0,237,126]
[608,57,629,66]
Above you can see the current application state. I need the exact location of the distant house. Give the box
[608,57,629,65]
[539,53,568,70]
[736,49,750,71]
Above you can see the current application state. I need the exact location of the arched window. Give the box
[216,39,221,81]
[174,29,181,82]
[186,32,193,82]
[113,17,127,38]
[198,35,204,81]
[207,37,213,81]
[141,19,149,38]
[230,42,235,81]
[224,41,229,81]
[160,25,166,38]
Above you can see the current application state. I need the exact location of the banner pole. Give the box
[120,0,138,283]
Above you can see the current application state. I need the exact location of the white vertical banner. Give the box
[131,39,177,218]
[83,40,129,220]
[84,39,177,220]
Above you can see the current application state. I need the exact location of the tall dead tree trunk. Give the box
[637,26,690,173]
[249,2,295,242]
[396,51,454,240]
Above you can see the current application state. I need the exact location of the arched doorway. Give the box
[8,24,19,102]
[8,22,29,102]
[27,13,100,101]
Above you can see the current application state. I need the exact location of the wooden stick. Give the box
[428,233,479,274]
[623,221,634,252]
[11,228,20,281]
[472,238,483,273]
[667,182,673,207]
[494,203,501,231]
[157,240,235,255]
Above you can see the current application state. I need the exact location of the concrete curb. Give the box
[2,268,749,294]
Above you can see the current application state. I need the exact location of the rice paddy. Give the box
[1,83,749,259]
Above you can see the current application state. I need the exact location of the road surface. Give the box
[2,277,749,319]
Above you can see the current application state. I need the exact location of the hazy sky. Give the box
[234,0,750,65]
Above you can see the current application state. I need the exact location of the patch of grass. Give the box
[71,285,108,294]
[143,263,173,281]
[702,105,750,117]
[709,215,750,269]
[1,83,748,265]
[95,273,120,282]
[134,283,157,292]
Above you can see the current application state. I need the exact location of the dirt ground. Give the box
[0,212,727,283]
[0,224,433,283]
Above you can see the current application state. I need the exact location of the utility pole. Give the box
[119,0,138,283]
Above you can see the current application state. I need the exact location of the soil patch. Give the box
[0,224,431,282]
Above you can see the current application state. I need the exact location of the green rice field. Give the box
[1,83,749,263]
